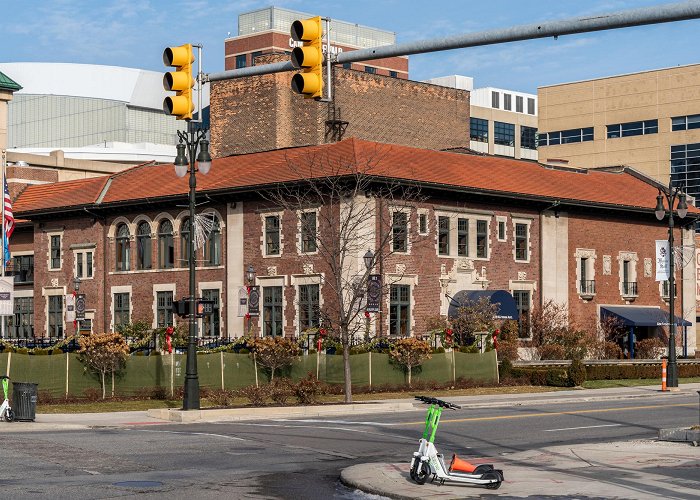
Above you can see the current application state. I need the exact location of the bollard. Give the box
[661,359,667,392]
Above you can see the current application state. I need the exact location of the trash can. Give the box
[12,382,38,421]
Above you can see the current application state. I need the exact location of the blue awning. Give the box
[600,306,691,327]
[447,290,519,321]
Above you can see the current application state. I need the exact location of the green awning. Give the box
[0,71,21,92]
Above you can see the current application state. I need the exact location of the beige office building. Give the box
[538,63,700,194]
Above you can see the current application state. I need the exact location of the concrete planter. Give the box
[659,427,700,443]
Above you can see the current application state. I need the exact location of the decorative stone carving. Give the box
[303,263,313,275]
[267,266,277,276]
[517,271,527,281]
[644,258,652,278]
[395,263,406,274]
[457,259,474,271]
[481,266,487,279]
[602,255,611,275]
[440,264,446,276]
[51,278,59,287]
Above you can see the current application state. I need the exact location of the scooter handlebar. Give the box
[414,395,460,409]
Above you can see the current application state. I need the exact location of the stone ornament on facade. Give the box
[303,263,314,275]
[267,266,277,276]
[51,278,59,287]
[395,263,406,275]
[457,259,474,271]
[518,271,527,281]
[602,255,611,275]
[644,258,652,278]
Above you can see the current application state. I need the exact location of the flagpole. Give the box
[1,149,5,341]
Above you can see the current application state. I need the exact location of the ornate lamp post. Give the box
[174,126,211,410]
[654,181,688,389]
[246,265,256,334]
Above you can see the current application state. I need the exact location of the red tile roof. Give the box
[12,138,683,215]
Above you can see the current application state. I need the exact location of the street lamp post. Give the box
[174,125,212,411]
[654,180,688,389]
[73,276,81,335]
[246,265,256,335]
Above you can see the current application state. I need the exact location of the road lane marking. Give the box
[130,429,246,441]
[544,424,622,432]
[395,402,695,426]
[272,418,393,426]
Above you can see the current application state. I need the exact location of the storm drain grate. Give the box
[113,481,164,488]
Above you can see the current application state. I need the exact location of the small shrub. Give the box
[150,386,168,400]
[433,347,445,354]
[16,348,28,355]
[294,373,323,405]
[545,368,569,387]
[635,338,665,359]
[82,387,102,401]
[207,389,236,407]
[459,345,478,353]
[51,348,63,355]
[237,384,269,406]
[568,359,587,387]
[269,378,292,405]
[538,344,565,360]
[499,358,513,378]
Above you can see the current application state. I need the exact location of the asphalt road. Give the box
[1,392,697,499]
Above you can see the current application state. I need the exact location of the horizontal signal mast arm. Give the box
[204,1,700,83]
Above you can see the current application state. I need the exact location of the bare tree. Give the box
[261,144,425,402]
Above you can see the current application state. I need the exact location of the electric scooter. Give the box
[410,395,503,489]
[0,376,15,422]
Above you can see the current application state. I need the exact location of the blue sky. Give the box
[3,1,699,93]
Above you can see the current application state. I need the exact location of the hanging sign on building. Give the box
[248,286,260,317]
[65,294,76,322]
[0,277,13,317]
[656,240,670,281]
[238,287,248,317]
[366,274,382,313]
[75,294,86,321]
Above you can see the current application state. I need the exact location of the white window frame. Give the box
[152,283,177,329]
[72,246,96,280]
[417,209,429,236]
[390,206,411,255]
[198,281,223,337]
[434,210,493,261]
[42,285,66,337]
[512,218,532,263]
[384,274,418,337]
[496,216,508,242]
[291,274,324,336]
[260,211,284,258]
[296,208,320,256]
[617,251,639,299]
[110,285,132,332]
[575,248,597,300]
[46,231,64,271]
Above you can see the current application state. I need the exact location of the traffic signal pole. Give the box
[205,1,700,83]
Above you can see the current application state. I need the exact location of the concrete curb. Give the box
[659,427,700,443]
[147,400,416,422]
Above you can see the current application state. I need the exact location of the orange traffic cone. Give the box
[449,454,476,473]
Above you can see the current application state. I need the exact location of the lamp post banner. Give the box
[366,274,381,313]
[656,239,670,281]
[248,286,260,317]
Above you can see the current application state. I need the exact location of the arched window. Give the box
[180,217,191,267]
[158,219,174,269]
[115,223,130,272]
[136,221,152,270]
[204,217,221,266]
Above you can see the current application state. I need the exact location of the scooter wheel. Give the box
[483,471,502,490]
[5,408,14,422]
[414,463,431,485]
[409,463,417,481]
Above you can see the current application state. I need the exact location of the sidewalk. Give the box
[0,382,697,430]
[341,440,700,499]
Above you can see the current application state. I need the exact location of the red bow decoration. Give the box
[445,328,453,337]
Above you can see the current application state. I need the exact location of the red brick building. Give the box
[9,139,698,356]
[225,7,408,78]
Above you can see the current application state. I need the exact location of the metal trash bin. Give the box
[12,382,38,421]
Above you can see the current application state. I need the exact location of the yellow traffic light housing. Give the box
[290,16,323,99]
[163,43,195,120]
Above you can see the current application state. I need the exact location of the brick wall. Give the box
[210,54,469,158]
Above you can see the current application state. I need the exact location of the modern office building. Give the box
[0,62,197,162]
[538,63,700,197]
[225,6,408,78]
[424,75,538,160]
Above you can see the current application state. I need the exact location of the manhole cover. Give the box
[113,481,164,488]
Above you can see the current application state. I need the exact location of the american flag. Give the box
[4,180,13,239]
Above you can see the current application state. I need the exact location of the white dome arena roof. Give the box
[0,62,209,111]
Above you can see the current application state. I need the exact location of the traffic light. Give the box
[162,43,195,120]
[172,299,189,318]
[290,16,323,99]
